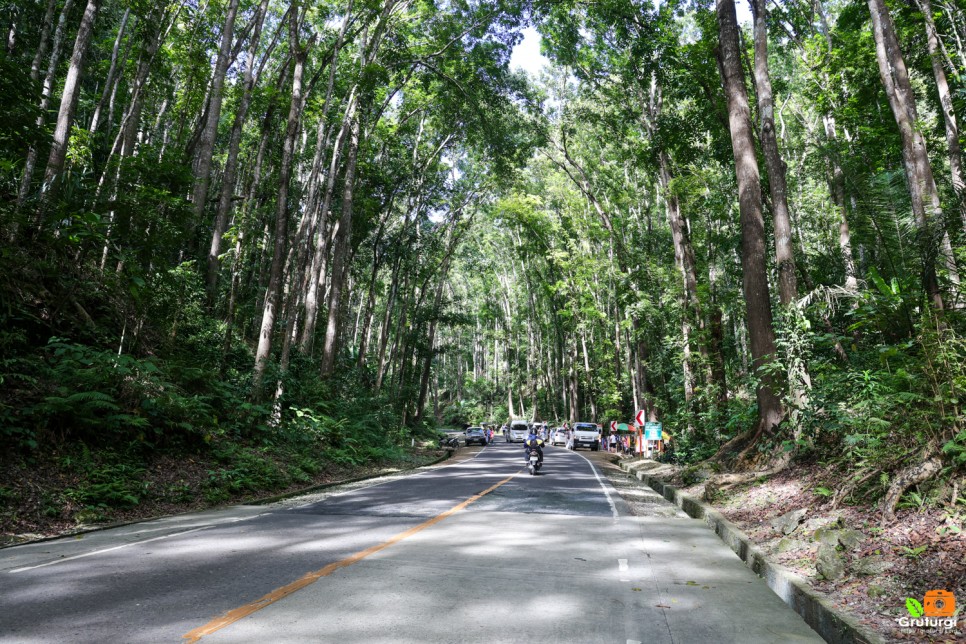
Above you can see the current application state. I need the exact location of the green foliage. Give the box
[204,444,287,502]
[896,490,927,511]
[814,486,834,498]
[29,338,217,445]
[0,50,41,187]
[900,545,928,559]
[61,449,148,514]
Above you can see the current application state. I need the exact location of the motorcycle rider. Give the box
[524,427,544,466]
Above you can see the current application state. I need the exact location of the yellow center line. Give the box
[183,472,518,643]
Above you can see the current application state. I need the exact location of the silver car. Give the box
[464,427,488,446]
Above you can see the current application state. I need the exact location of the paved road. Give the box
[1,442,823,643]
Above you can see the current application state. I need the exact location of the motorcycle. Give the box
[525,445,543,475]
[527,450,540,475]
[438,435,460,450]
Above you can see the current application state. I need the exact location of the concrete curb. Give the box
[619,460,884,644]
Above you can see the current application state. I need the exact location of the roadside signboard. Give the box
[644,422,663,440]
[635,409,646,425]
[610,421,617,431]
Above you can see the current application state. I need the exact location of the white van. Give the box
[506,420,529,443]
[571,422,600,451]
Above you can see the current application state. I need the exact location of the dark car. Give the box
[464,427,488,446]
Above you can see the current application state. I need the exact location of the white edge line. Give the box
[571,449,620,520]
[9,526,212,573]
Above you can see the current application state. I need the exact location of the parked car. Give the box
[550,428,568,446]
[464,427,488,446]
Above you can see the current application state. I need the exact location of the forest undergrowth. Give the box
[673,462,966,642]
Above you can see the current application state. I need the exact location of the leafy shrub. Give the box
[27,338,217,446]
[66,462,147,510]
[204,444,287,501]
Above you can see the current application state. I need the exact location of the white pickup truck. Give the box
[571,422,600,451]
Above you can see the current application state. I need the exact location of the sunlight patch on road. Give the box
[182,472,518,643]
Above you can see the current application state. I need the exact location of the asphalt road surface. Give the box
[1,442,824,643]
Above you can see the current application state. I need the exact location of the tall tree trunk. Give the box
[252,5,306,391]
[192,0,240,245]
[299,90,358,354]
[18,0,75,207]
[658,150,703,408]
[89,8,131,135]
[824,116,860,291]
[868,0,946,310]
[414,256,454,424]
[813,2,860,293]
[29,0,59,84]
[356,214,391,369]
[375,253,402,389]
[716,0,785,453]
[320,114,362,376]
[40,0,102,218]
[206,0,268,303]
[917,0,966,231]
[751,0,798,306]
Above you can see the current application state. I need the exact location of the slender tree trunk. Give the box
[825,116,860,291]
[752,0,798,306]
[375,253,402,389]
[917,0,966,230]
[252,6,306,391]
[89,8,131,135]
[716,0,785,451]
[414,256,454,424]
[18,0,75,207]
[357,217,390,369]
[868,0,946,310]
[192,0,240,238]
[40,0,102,217]
[206,0,268,303]
[568,338,578,422]
[29,0,59,83]
[658,150,703,407]
[709,305,728,405]
[812,3,861,293]
[299,90,358,354]
[320,114,362,376]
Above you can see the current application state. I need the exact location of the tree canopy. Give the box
[1,0,964,519]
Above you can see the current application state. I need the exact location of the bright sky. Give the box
[509,2,751,77]
[509,27,549,76]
